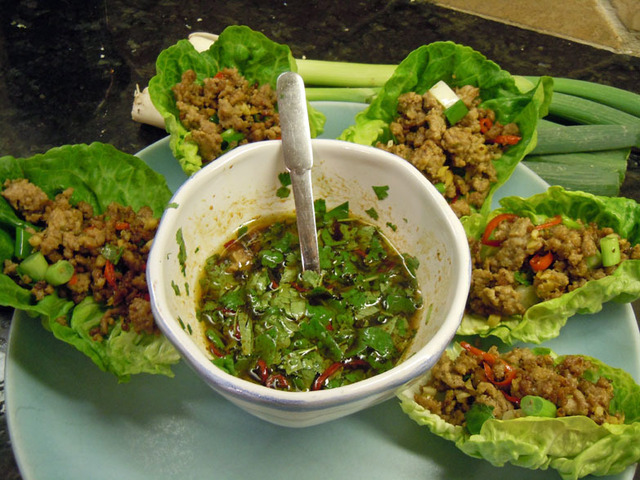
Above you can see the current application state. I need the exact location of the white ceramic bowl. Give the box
[147,139,470,427]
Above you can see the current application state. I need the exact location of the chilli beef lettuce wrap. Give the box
[458,186,640,344]
[398,342,640,479]
[339,41,553,217]
[0,143,179,381]
[148,25,326,175]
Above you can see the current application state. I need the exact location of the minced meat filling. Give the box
[468,216,640,318]
[2,179,159,338]
[376,86,520,217]
[172,67,281,164]
[415,345,623,427]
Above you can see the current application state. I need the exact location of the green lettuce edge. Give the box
[148,25,326,175]
[0,143,180,381]
[337,41,553,216]
[397,347,640,480]
[458,186,640,344]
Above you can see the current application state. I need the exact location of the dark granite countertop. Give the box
[1,1,639,478]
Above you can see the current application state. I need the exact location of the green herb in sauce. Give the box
[196,199,422,391]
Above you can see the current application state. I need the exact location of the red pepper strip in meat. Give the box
[461,341,517,387]
[115,221,130,230]
[479,117,493,133]
[502,391,521,406]
[312,362,344,391]
[104,259,117,288]
[481,213,519,247]
[530,251,554,272]
[534,215,562,230]
[483,360,517,387]
[493,134,521,145]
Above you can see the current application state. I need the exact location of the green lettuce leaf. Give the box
[338,41,553,216]
[397,347,640,480]
[459,186,640,344]
[0,143,180,381]
[148,25,326,175]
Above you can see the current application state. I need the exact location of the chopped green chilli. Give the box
[196,200,422,391]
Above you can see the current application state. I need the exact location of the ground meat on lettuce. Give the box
[377,86,519,217]
[2,179,159,338]
[415,345,623,428]
[172,68,280,164]
[468,216,640,318]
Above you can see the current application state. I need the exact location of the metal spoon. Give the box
[277,71,320,272]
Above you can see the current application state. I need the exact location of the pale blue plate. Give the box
[6,102,639,480]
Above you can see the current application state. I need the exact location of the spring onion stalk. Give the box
[532,123,640,154]
[548,92,640,128]
[524,149,629,197]
[305,87,380,103]
[600,234,621,267]
[525,76,640,118]
[297,59,395,87]
[44,260,75,286]
[520,395,557,417]
[17,252,48,281]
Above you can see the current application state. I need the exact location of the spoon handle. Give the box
[277,72,320,272]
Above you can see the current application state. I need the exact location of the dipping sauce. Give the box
[196,200,423,391]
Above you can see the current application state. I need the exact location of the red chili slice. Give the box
[481,213,519,247]
[255,359,269,384]
[311,362,343,391]
[493,134,521,145]
[479,117,493,133]
[104,259,117,288]
[534,215,562,230]
[265,374,290,390]
[208,344,225,358]
[484,360,517,386]
[530,251,553,272]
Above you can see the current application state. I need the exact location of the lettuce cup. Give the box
[459,186,640,344]
[398,342,640,479]
[0,143,179,381]
[148,25,326,175]
[338,41,552,217]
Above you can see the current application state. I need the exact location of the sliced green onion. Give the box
[433,182,446,194]
[14,227,33,259]
[585,251,602,269]
[17,252,48,282]
[221,128,245,143]
[600,234,621,267]
[520,395,557,417]
[428,80,469,124]
[44,260,75,286]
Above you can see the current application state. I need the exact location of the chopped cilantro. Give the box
[372,185,389,200]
